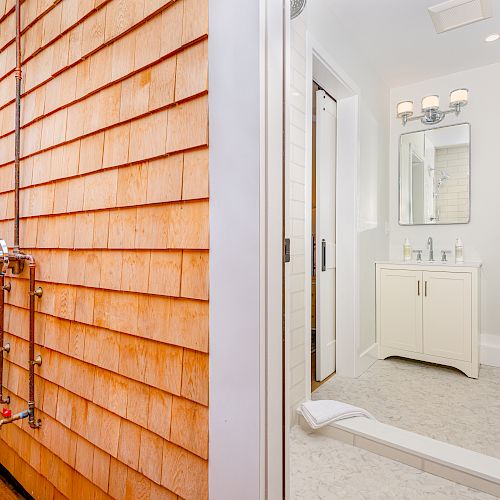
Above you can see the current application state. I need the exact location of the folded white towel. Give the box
[298,399,375,430]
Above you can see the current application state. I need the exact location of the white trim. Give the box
[266,0,287,498]
[209,0,284,498]
[481,334,500,368]
[336,94,360,378]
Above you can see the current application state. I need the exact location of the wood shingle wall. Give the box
[0,0,209,498]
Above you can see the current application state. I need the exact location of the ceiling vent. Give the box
[428,0,493,33]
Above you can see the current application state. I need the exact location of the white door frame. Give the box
[210,4,365,498]
[209,0,285,499]
[304,34,361,399]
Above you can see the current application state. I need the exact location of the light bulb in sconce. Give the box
[422,95,440,112]
[449,88,469,113]
[397,101,413,125]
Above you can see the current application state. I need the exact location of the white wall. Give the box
[390,62,500,364]
[209,0,263,493]
[288,1,390,419]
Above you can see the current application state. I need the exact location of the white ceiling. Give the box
[326,0,500,87]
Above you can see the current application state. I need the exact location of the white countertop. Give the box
[376,260,482,268]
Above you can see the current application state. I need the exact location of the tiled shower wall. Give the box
[288,16,308,421]
[435,145,469,223]
[0,0,208,498]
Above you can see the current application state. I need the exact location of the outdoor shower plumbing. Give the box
[0,0,43,430]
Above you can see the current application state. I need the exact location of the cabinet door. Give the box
[380,269,423,352]
[423,271,471,361]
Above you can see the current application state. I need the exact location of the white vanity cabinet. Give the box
[376,262,480,378]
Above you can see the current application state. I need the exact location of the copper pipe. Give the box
[14,0,21,252]
[27,261,40,428]
[0,275,4,403]
[0,0,42,431]
[0,409,29,428]
[0,274,9,405]
[0,254,41,429]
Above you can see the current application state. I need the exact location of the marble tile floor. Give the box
[290,426,496,500]
[313,358,500,459]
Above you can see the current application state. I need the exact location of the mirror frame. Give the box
[398,122,471,226]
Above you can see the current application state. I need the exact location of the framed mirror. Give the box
[399,123,470,225]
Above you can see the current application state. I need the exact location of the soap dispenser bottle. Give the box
[455,237,464,263]
[403,238,412,262]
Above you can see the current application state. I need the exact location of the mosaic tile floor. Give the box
[313,358,500,459]
[290,426,495,500]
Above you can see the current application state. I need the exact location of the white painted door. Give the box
[315,90,336,381]
[423,271,472,361]
[379,269,423,352]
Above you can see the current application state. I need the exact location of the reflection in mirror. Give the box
[399,123,470,225]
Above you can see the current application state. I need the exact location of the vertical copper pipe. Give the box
[0,0,42,430]
[0,274,5,405]
[0,274,9,405]
[28,262,40,428]
[14,0,21,252]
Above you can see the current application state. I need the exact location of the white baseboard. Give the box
[481,334,500,368]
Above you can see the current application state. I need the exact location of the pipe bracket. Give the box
[30,355,42,367]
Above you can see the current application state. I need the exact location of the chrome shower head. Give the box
[435,170,449,190]
[291,0,306,19]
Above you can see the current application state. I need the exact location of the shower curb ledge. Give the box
[298,415,500,497]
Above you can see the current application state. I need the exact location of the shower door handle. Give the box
[321,239,326,272]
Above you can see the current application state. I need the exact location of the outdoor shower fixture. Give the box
[397,89,469,125]
[0,241,43,429]
[291,0,306,19]
[0,0,43,430]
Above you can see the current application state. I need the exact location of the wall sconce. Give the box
[396,88,468,126]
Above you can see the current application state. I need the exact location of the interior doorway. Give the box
[311,82,337,391]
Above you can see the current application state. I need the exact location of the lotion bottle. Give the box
[455,237,464,263]
[403,238,412,262]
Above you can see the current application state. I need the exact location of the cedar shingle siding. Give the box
[0,0,209,497]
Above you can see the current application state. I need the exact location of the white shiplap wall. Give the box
[287,15,308,418]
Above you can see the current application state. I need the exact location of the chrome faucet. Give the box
[427,237,434,262]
